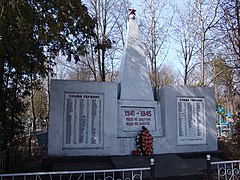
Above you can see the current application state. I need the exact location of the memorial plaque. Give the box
[122,107,156,131]
[177,97,206,145]
[63,93,104,148]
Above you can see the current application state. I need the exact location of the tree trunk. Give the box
[30,75,36,132]
[201,32,205,86]
[101,50,105,81]
[0,60,4,128]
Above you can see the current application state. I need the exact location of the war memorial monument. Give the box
[48,9,217,157]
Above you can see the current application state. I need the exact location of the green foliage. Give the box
[212,57,232,86]
[0,0,95,148]
[30,0,96,62]
[33,87,48,120]
[219,140,240,160]
[232,120,240,145]
[219,119,240,160]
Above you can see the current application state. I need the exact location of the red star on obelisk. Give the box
[128,8,136,16]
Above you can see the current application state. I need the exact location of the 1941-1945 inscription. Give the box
[121,107,156,132]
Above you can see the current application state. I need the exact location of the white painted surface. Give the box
[157,86,217,153]
[48,81,217,156]
[48,80,118,156]
[118,16,154,101]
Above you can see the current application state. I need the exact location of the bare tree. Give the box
[157,64,179,87]
[192,0,220,86]
[82,0,130,82]
[50,0,130,82]
[220,0,240,60]
[139,0,173,88]
[173,2,199,85]
[210,0,240,112]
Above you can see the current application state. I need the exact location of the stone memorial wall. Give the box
[156,86,217,154]
[48,9,217,156]
[48,81,217,156]
[48,80,118,156]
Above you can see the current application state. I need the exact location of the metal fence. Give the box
[0,145,31,174]
[0,167,152,180]
[207,155,240,180]
[0,149,8,173]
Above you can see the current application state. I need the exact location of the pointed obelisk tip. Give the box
[128,8,136,20]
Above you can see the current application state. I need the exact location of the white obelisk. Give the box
[118,9,154,101]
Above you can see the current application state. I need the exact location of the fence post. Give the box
[5,142,10,173]
[206,154,211,180]
[150,158,155,180]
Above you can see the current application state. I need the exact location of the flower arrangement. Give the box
[132,126,153,156]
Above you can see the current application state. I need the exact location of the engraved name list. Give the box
[63,93,103,148]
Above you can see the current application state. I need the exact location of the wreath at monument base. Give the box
[132,126,153,156]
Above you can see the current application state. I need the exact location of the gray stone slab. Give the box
[157,86,217,154]
[111,154,205,178]
[46,154,222,179]
[184,157,222,171]
[48,80,118,156]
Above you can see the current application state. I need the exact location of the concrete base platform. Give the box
[112,154,205,179]
[42,152,224,179]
